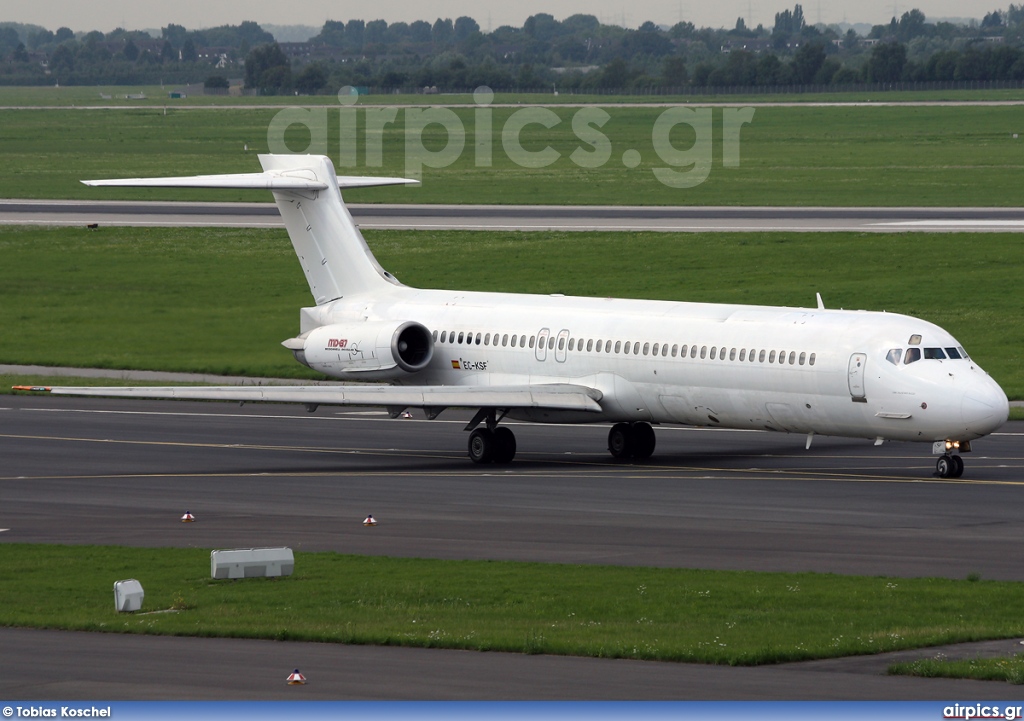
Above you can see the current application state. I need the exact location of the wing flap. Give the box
[27,383,604,413]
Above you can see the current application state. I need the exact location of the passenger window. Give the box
[458,332,464,344]
[749,349,756,362]
[476,333,482,345]
[520,336,527,348]
[691,346,698,359]
[558,337,565,351]
[529,336,535,349]
[769,351,776,363]
[432,330,438,341]
[730,348,737,361]
[568,338,574,351]
[440,331,447,343]
[886,349,901,365]
[596,340,603,352]
[587,339,593,352]
[643,342,650,356]
[679,344,687,357]
[502,334,508,347]
[662,345,668,357]
[548,337,555,350]
[904,347,921,364]
[759,350,765,362]
[672,344,678,357]
[615,341,622,353]
[700,346,707,359]
[798,352,806,365]
[720,347,727,360]
[778,350,786,364]
[945,347,962,359]
[739,349,746,361]
[484,333,490,346]
[710,347,717,360]
[650,343,657,356]
[809,353,816,366]
[789,351,796,365]
[924,348,946,360]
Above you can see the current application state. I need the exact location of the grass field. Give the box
[3,543,1024,665]
[0,225,1019,397]
[1,104,1023,205]
[889,655,1024,684]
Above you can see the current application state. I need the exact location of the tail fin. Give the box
[83,154,418,305]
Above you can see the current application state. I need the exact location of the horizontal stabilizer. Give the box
[20,383,604,413]
[82,172,417,191]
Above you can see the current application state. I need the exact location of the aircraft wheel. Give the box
[631,422,656,461]
[951,454,965,478]
[492,427,517,464]
[608,422,633,459]
[936,455,952,478]
[468,428,494,464]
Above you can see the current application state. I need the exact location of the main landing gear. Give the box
[935,454,964,479]
[468,426,517,464]
[608,422,656,461]
[466,408,516,464]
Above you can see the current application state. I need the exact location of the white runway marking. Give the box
[874,220,1024,228]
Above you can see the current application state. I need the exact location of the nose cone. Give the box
[962,380,1010,436]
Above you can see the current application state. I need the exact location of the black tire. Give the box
[468,428,494,464]
[951,454,965,478]
[492,427,517,464]
[631,422,656,460]
[608,422,633,459]
[936,455,951,478]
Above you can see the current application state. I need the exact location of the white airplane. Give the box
[19,154,1009,477]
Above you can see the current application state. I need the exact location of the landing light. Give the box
[945,440,960,451]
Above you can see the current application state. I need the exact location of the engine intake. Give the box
[285,320,434,380]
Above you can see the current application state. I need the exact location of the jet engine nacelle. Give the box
[288,321,434,380]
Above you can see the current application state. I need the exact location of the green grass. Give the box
[4,543,1024,665]
[0,226,1019,397]
[890,655,1024,685]
[1,104,1024,205]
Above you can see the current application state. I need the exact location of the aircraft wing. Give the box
[16,383,604,414]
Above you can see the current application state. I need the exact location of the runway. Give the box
[2,394,1023,699]
[3,199,1024,232]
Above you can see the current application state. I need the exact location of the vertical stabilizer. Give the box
[258,154,396,304]
[83,154,417,305]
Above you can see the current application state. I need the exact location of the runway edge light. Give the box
[287,669,307,685]
[363,514,377,526]
[181,511,195,522]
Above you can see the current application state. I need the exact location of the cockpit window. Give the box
[958,346,969,360]
[945,347,962,360]
[908,334,922,345]
[924,348,947,360]
[904,347,922,365]
[886,349,902,365]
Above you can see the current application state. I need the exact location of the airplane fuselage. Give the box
[299,286,1009,445]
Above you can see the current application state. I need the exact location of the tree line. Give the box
[0,8,1021,92]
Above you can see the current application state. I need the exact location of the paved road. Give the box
[4,200,1024,232]
[1,395,1023,699]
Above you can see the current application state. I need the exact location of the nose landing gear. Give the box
[935,454,964,479]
